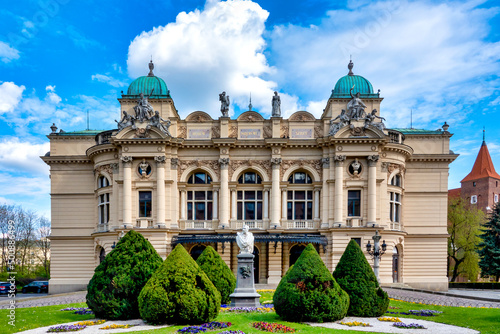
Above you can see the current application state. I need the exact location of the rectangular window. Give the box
[139,191,152,217]
[495,194,498,203]
[287,190,313,220]
[98,193,109,224]
[347,190,361,217]
[187,190,213,220]
[471,195,477,204]
[389,192,401,223]
[237,190,263,220]
[351,238,361,247]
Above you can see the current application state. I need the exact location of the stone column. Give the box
[271,158,282,227]
[267,241,282,286]
[367,155,379,226]
[334,155,346,226]
[170,158,179,228]
[121,156,133,228]
[321,158,330,228]
[213,190,218,220]
[180,190,186,220]
[281,189,287,221]
[314,189,320,220]
[155,156,167,228]
[219,158,230,228]
[231,189,237,221]
[263,188,269,220]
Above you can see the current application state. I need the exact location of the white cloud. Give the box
[128,0,299,117]
[0,82,25,114]
[268,0,500,128]
[0,138,50,176]
[0,41,20,63]
[91,74,127,88]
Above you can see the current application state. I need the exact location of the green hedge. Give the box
[273,244,349,322]
[332,239,389,317]
[196,246,236,304]
[139,244,220,325]
[86,230,163,319]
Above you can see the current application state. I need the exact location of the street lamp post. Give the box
[366,230,387,281]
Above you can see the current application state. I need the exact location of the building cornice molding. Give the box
[408,154,459,162]
[41,155,92,165]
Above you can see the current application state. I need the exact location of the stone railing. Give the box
[285,220,315,229]
[182,220,215,229]
[96,223,109,232]
[233,220,265,230]
[390,222,401,231]
[136,219,154,228]
[346,217,364,227]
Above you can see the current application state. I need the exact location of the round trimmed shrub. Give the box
[139,244,221,325]
[273,243,349,322]
[196,246,236,304]
[332,239,389,317]
[86,230,163,319]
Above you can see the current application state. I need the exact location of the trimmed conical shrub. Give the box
[86,230,163,319]
[196,246,236,304]
[273,244,349,322]
[332,239,389,317]
[139,244,221,325]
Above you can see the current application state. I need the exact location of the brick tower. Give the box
[460,131,500,212]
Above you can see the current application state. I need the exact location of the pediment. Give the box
[333,124,386,139]
[237,111,265,122]
[185,111,213,123]
[289,111,316,122]
[114,124,168,140]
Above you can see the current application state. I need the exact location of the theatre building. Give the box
[42,61,457,294]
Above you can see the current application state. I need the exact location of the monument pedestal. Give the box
[229,253,261,307]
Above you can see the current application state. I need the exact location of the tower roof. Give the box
[461,140,500,182]
[124,61,171,99]
[330,61,379,98]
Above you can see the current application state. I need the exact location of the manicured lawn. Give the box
[1,294,499,333]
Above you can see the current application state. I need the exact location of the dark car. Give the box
[22,281,48,293]
[0,282,16,295]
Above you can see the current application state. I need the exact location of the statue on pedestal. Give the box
[116,111,136,130]
[134,90,154,122]
[347,87,367,121]
[148,111,172,136]
[272,91,281,117]
[219,91,230,117]
[236,225,254,254]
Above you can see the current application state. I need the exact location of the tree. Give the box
[196,246,236,304]
[139,244,220,325]
[86,230,163,319]
[332,239,389,317]
[273,244,349,323]
[478,203,500,281]
[36,217,51,277]
[448,197,484,282]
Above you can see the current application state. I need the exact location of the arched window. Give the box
[190,245,206,261]
[98,175,110,188]
[99,248,106,264]
[287,172,314,221]
[390,174,402,187]
[289,244,306,266]
[186,172,213,223]
[237,171,263,222]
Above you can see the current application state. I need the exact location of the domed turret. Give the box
[330,61,379,98]
[125,61,171,99]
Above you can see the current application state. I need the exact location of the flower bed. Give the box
[378,317,401,322]
[221,305,274,313]
[60,307,94,315]
[75,320,105,326]
[252,322,295,333]
[218,332,246,334]
[47,324,86,332]
[99,324,135,330]
[393,322,426,329]
[177,322,232,333]
[340,321,371,327]
[386,309,443,317]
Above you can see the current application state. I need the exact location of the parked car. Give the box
[22,281,48,293]
[0,282,17,295]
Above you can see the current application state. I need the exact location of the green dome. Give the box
[124,61,171,99]
[330,61,379,99]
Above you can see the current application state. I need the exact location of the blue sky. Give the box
[0,0,499,218]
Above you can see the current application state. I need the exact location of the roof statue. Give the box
[328,109,349,135]
[134,90,154,122]
[348,59,354,76]
[364,109,386,131]
[116,111,136,131]
[272,91,281,117]
[347,86,367,121]
[236,225,254,254]
[219,91,230,117]
[147,111,172,136]
[148,59,154,77]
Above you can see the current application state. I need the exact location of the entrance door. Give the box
[253,246,259,283]
[392,247,399,283]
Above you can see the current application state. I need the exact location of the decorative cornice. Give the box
[41,156,92,165]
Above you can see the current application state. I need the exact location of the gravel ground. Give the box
[17,319,170,334]
[308,317,479,334]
